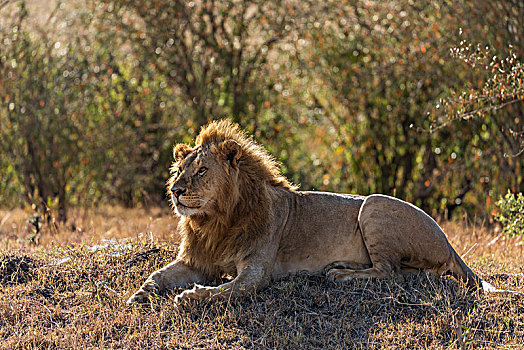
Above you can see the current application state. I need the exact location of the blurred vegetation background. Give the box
[0,0,523,224]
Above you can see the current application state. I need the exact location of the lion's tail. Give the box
[448,244,511,293]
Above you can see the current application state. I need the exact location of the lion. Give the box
[127,119,500,306]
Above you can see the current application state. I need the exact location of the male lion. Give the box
[127,120,498,306]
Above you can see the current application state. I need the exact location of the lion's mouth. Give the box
[176,201,201,209]
[174,195,203,209]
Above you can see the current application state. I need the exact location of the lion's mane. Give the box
[175,120,295,277]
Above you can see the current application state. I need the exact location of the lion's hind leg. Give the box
[326,261,395,282]
[327,195,407,283]
[324,261,371,281]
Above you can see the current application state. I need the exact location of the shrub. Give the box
[495,191,524,237]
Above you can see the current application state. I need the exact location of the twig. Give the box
[0,0,10,11]
[456,97,524,121]
[461,242,478,259]
[505,147,524,158]
[102,284,120,296]
[453,313,466,350]
[418,97,524,134]
[487,234,501,247]
[33,300,60,328]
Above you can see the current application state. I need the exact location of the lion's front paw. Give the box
[173,290,192,307]
[126,280,159,305]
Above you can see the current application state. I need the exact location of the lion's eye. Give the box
[197,167,207,176]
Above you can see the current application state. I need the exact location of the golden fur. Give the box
[166,120,294,277]
[128,120,500,307]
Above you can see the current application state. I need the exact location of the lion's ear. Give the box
[218,139,242,169]
[173,143,193,162]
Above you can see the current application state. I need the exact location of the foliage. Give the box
[0,2,93,221]
[102,0,310,127]
[447,44,524,124]
[268,0,523,216]
[284,1,462,209]
[436,41,524,162]
[495,191,524,237]
[0,0,523,222]
[0,1,182,220]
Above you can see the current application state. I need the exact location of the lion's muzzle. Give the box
[170,185,186,199]
[176,194,205,209]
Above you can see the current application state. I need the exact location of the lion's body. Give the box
[128,120,495,306]
[270,190,368,278]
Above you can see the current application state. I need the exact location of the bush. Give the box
[495,191,524,237]
[1,0,523,221]
[0,2,176,220]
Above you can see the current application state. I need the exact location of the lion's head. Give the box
[166,120,295,218]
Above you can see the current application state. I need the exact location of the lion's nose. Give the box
[171,186,186,198]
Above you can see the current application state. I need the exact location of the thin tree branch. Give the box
[419,97,524,133]
[455,97,524,121]
[0,0,10,11]
[506,147,524,158]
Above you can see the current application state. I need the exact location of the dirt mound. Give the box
[0,255,38,285]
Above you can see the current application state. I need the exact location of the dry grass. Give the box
[0,206,177,248]
[0,207,523,349]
